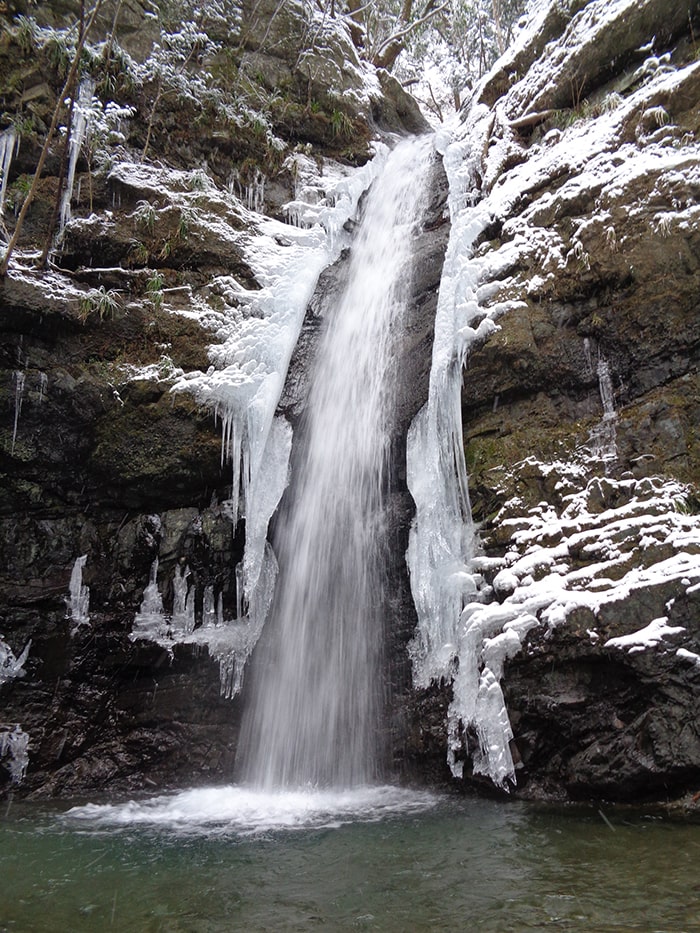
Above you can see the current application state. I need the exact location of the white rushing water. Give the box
[66,785,437,835]
[166,149,389,693]
[237,136,436,790]
[67,136,442,829]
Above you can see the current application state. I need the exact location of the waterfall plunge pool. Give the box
[1,789,698,931]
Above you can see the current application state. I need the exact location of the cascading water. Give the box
[66,135,441,831]
[237,136,436,790]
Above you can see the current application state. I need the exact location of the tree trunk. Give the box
[373,37,405,71]
[346,0,365,49]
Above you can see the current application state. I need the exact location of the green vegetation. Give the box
[134,201,157,236]
[146,271,165,311]
[128,241,150,267]
[78,286,121,323]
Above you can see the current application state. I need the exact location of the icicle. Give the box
[406,125,529,790]
[597,357,615,418]
[235,563,245,620]
[38,371,48,403]
[171,564,195,637]
[67,555,90,632]
[202,584,217,628]
[0,126,18,220]
[246,170,265,213]
[0,725,29,784]
[11,370,25,455]
[589,355,618,459]
[131,558,168,644]
[59,78,95,234]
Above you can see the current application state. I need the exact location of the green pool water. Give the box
[0,787,698,932]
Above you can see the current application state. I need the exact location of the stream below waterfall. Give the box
[1,793,698,931]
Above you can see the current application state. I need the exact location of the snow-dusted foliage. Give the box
[393,0,528,121]
[137,18,221,111]
[59,87,135,230]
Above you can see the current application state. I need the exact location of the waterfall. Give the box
[237,136,436,790]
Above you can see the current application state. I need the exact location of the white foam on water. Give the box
[65,785,438,836]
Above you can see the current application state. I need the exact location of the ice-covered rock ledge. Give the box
[412,447,700,792]
[472,461,699,790]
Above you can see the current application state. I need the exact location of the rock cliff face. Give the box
[1,0,699,806]
[405,0,700,803]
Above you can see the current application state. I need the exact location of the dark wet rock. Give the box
[506,584,700,801]
[374,70,431,136]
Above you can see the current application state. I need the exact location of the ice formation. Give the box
[0,125,18,220]
[59,78,95,233]
[131,558,169,645]
[0,725,29,784]
[589,356,618,460]
[113,143,388,693]
[406,119,526,788]
[0,636,30,687]
[406,124,493,694]
[171,564,196,637]
[161,146,390,692]
[130,552,277,698]
[10,369,24,454]
[67,554,90,632]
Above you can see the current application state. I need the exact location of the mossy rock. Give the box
[90,390,223,508]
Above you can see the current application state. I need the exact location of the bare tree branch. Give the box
[372,1,449,70]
